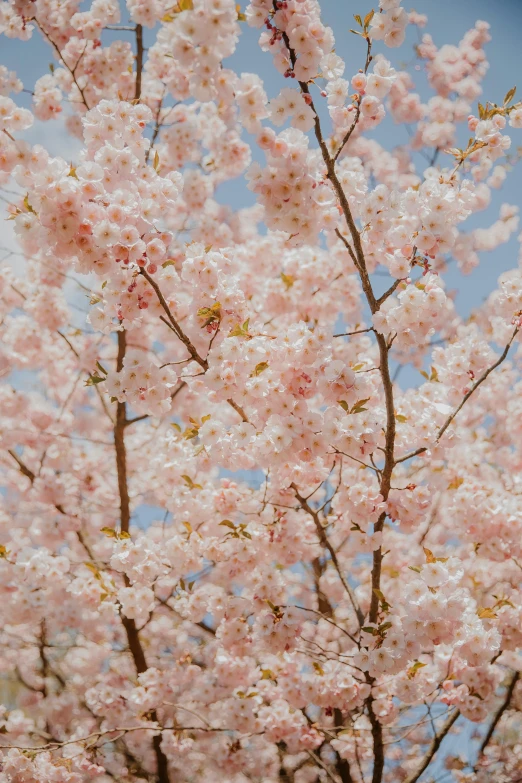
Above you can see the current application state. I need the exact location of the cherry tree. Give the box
[1,0,522,781]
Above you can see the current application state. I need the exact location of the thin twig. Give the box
[395,327,519,465]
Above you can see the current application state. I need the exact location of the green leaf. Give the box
[504,86,516,105]
[362,626,379,636]
[85,374,105,386]
[350,398,370,414]
[338,400,349,412]
[229,319,251,339]
[408,565,422,573]
[219,520,237,530]
[407,661,427,679]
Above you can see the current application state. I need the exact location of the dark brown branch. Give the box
[140,268,208,370]
[7,448,35,481]
[276,22,390,782]
[134,24,144,101]
[226,397,249,423]
[475,670,519,767]
[114,329,171,783]
[375,279,401,309]
[402,709,460,783]
[333,710,355,783]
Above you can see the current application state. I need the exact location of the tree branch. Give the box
[134,24,144,102]
[402,709,460,783]
[475,670,519,768]
[113,329,171,783]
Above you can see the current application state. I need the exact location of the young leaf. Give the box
[253,361,269,376]
[100,526,117,538]
[350,398,370,414]
[363,9,374,28]
[219,520,237,530]
[407,661,427,679]
[423,547,436,563]
[477,607,497,619]
[280,272,294,289]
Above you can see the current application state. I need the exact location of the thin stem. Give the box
[140,268,208,370]
[333,327,374,338]
[34,20,90,110]
[395,327,519,465]
[291,483,364,627]
[333,37,372,162]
